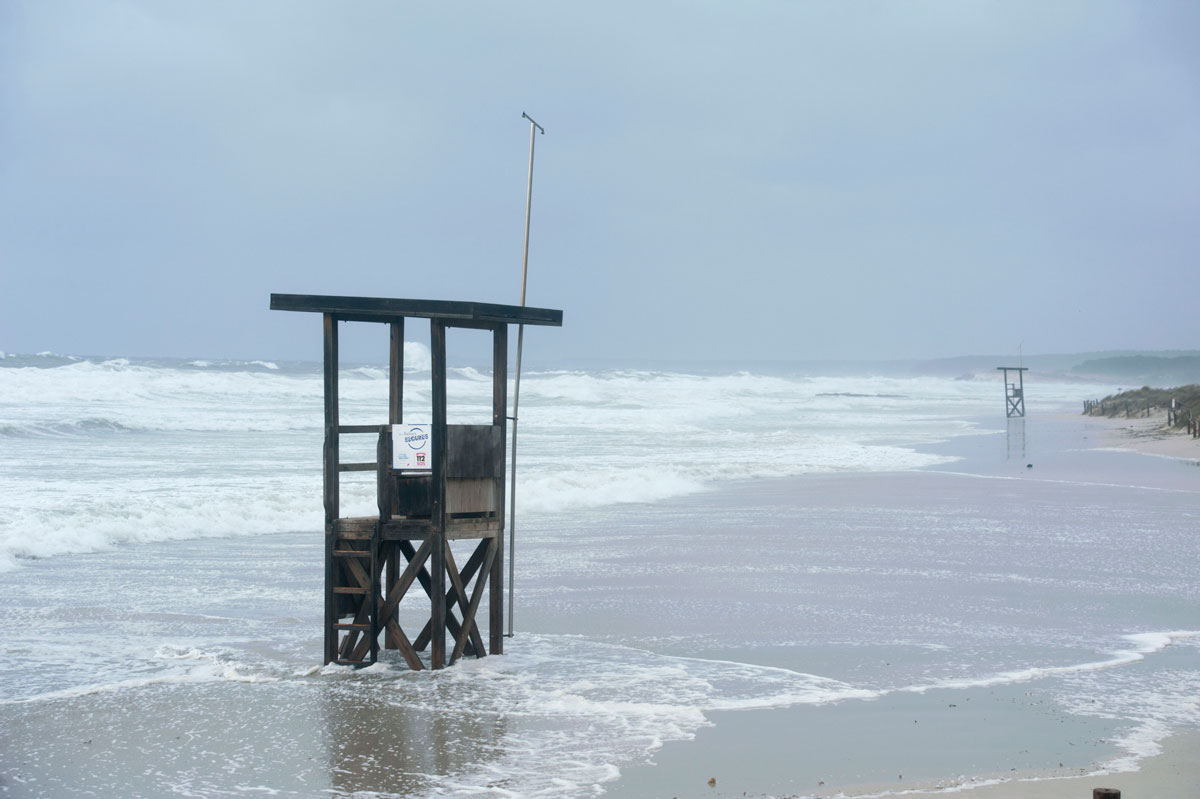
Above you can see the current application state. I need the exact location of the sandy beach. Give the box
[844,729,1200,798]
[1083,408,1200,461]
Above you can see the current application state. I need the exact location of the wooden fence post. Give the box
[1093,789,1120,799]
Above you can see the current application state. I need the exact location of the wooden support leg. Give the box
[384,542,400,649]
[451,540,497,665]
[490,529,504,655]
[431,531,446,669]
[413,539,490,654]
[444,542,486,659]
[323,528,338,665]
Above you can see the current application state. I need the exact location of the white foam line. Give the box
[928,468,1200,495]
[901,631,1200,694]
[1091,445,1200,464]
[0,665,279,705]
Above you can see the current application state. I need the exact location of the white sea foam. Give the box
[356,634,875,799]
[902,631,1198,694]
[0,356,1094,567]
[0,645,277,705]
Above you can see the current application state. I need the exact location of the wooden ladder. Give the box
[329,524,380,667]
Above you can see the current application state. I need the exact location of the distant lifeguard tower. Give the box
[271,294,562,670]
[996,366,1029,418]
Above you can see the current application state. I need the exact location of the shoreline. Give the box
[602,410,1199,799]
[1078,408,1200,461]
[833,729,1200,799]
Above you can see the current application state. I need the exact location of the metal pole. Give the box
[508,112,543,637]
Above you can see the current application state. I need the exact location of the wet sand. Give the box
[845,730,1200,798]
[598,411,1200,799]
[1084,408,1200,461]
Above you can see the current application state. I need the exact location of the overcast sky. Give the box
[2,1,1197,364]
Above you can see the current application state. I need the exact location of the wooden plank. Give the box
[491,322,508,655]
[446,425,503,478]
[337,462,377,472]
[323,314,339,524]
[324,527,337,665]
[393,474,432,517]
[412,539,488,655]
[338,424,385,435]
[339,593,372,659]
[271,293,563,328]
[380,521,497,540]
[384,542,399,650]
[383,617,424,671]
[332,517,377,535]
[369,522,380,666]
[390,319,404,425]
[377,430,392,521]
[451,540,497,665]
[447,478,496,515]
[376,537,433,635]
[430,319,448,670]
[341,553,371,589]
[444,543,484,659]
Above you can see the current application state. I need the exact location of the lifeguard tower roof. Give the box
[270,293,562,327]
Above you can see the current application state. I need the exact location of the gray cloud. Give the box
[2,1,1197,362]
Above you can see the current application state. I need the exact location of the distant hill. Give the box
[1070,355,1200,386]
[906,351,1200,384]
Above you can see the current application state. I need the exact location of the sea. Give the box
[1,350,1197,798]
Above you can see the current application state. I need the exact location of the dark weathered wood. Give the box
[430,320,448,670]
[324,528,337,664]
[392,474,433,517]
[447,478,497,515]
[324,315,339,521]
[337,462,377,472]
[377,430,392,521]
[338,424,385,435]
[339,587,374,659]
[384,542,400,650]
[369,522,380,664]
[331,517,378,534]
[322,315,341,666]
[451,540,497,665]
[271,293,563,327]
[383,616,424,670]
[411,538,488,654]
[380,520,498,540]
[1093,790,1120,799]
[341,553,372,590]
[444,543,484,659]
[491,324,507,654]
[390,319,404,425]
[446,425,503,478]
[377,537,433,630]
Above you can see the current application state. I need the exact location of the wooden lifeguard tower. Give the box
[997,366,1029,418]
[271,294,563,670]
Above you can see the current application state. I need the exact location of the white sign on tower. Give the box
[393,423,432,471]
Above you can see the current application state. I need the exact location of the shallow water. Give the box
[1,355,1198,797]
